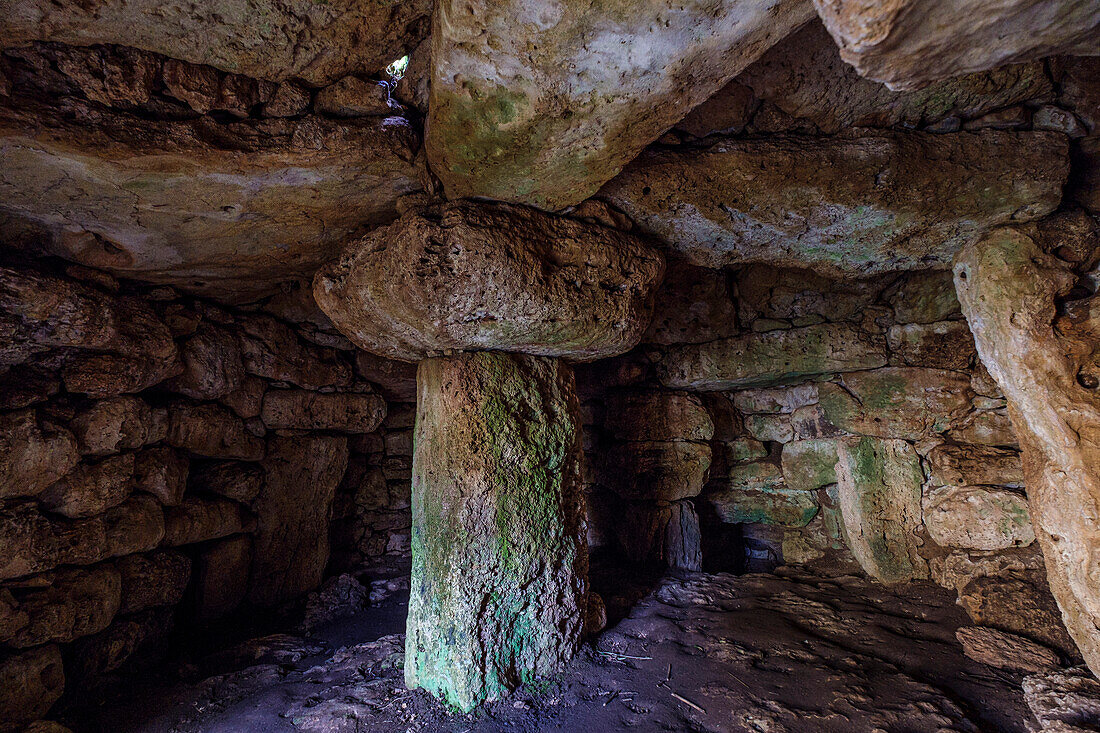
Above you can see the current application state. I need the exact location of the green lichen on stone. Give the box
[708,462,819,527]
[835,437,926,584]
[405,352,587,712]
[780,439,838,492]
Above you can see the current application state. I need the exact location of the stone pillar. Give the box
[312,200,663,709]
[405,352,587,711]
[954,225,1100,677]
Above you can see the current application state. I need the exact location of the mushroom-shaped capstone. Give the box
[313,201,664,363]
[313,200,663,710]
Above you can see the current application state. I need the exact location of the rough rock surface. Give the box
[641,260,740,346]
[165,403,264,461]
[0,409,78,499]
[0,646,64,732]
[955,225,1100,679]
[728,20,1053,134]
[924,486,1035,551]
[0,497,163,581]
[314,202,664,362]
[659,323,886,390]
[260,390,386,433]
[38,453,135,518]
[407,352,587,711]
[426,0,813,209]
[162,497,252,547]
[1,0,431,85]
[1024,666,1100,731]
[0,86,422,300]
[955,626,1059,673]
[84,572,1037,733]
[249,434,348,607]
[812,0,1100,90]
[599,130,1066,276]
[0,266,180,395]
[601,441,711,502]
[69,397,163,457]
[818,368,973,439]
[835,436,927,583]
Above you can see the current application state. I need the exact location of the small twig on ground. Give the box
[603,690,619,707]
[670,692,706,714]
[595,649,652,661]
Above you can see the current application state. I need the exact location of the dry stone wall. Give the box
[0,259,414,729]
[578,260,1078,658]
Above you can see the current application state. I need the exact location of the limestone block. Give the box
[314,201,664,363]
[835,436,927,583]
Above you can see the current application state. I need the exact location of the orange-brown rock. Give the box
[260,390,386,433]
[0,91,422,301]
[314,202,664,363]
[0,646,64,731]
[955,224,1100,677]
[0,409,79,500]
[1,0,431,85]
[249,434,348,606]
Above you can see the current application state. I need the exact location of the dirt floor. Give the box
[66,568,1041,733]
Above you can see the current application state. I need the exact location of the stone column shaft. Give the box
[405,351,588,711]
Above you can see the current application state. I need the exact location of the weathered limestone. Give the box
[0,409,79,499]
[260,390,386,433]
[163,497,252,547]
[927,443,1023,488]
[188,461,264,503]
[0,646,64,731]
[602,392,714,442]
[813,0,1100,90]
[835,436,927,583]
[425,0,813,209]
[0,85,422,299]
[116,550,191,614]
[165,403,264,461]
[249,435,348,607]
[923,485,1034,551]
[1,0,431,84]
[599,130,1067,276]
[659,323,886,391]
[0,497,163,582]
[167,325,245,400]
[39,453,135,518]
[818,368,973,439]
[406,353,587,711]
[781,439,838,493]
[954,225,1100,678]
[70,397,164,457]
[236,315,352,390]
[886,321,976,370]
[193,535,252,621]
[956,626,1059,673]
[602,441,712,502]
[4,565,121,648]
[729,20,1053,134]
[314,202,663,363]
[0,267,180,395]
[642,260,741,346]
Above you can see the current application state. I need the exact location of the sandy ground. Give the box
[65,568,1039,732]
